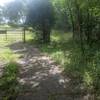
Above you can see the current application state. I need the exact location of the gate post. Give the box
[23,27,26,43]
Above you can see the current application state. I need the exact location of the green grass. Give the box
[0,41,19,62]
[0,30,33,100]
[38,30,100,99]
[0,29,33,63]
[51,30,72,42]
[0,31,32,62]
[0,29,100,99]
[38,30,72,66]
[0,49,17,62]
[0,62,19,100]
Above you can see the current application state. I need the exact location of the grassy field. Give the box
[0,29,72,65]
[0,30,32,62]
[0,29,33,99]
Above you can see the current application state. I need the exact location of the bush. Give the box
[64,44,100,99]
[38,31,100,99]
[0,62,19,100]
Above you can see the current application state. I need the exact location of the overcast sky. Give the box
[0,0,14,6]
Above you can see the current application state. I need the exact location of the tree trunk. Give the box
[74,0,85,54]
[42,21,51,44]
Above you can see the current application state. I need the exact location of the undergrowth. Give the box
[0,62,19,100]
[38,31,100,99]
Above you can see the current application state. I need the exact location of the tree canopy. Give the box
[26,0,55,43]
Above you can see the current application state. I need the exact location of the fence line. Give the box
[0,28,26,42]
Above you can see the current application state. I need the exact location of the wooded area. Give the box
[0,0,100,100]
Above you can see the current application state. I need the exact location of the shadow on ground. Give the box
[5,41,92,100]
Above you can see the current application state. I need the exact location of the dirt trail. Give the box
[7,42,89,100]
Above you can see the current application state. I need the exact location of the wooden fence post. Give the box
[23,27,26,43]
[5,30,7,40]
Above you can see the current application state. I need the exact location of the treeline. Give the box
[0,0,99,45]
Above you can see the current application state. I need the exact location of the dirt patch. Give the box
[0,41,91,100]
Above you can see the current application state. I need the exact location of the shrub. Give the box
[0,62,19,100]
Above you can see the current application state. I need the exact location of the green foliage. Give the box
[38,31,72,67]
[0,49,16,62]
[0,62,19,100]
[26,0,55,43]
[52,0,71,31]
[26,0,54,28]
[0,0,99,99]
[0,29,33,99]
[64,44,100,98]
[3,0,23,24]
[39,31,100,99]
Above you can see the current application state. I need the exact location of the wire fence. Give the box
[0,28,32,42]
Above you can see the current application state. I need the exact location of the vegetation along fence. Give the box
[0,28,30,43]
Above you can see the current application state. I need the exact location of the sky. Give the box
[0,0,14,6]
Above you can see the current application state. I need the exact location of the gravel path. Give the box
[6,42,90,100]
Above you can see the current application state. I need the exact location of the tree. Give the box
[52,0,71,31]
[0,6,4,24]
[52,0,99,54]
[3,0,24,25]
[62,0,100,45]
[26,0,55,43]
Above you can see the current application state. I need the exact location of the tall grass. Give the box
[39,30,100,99]
[0,62,19,100]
